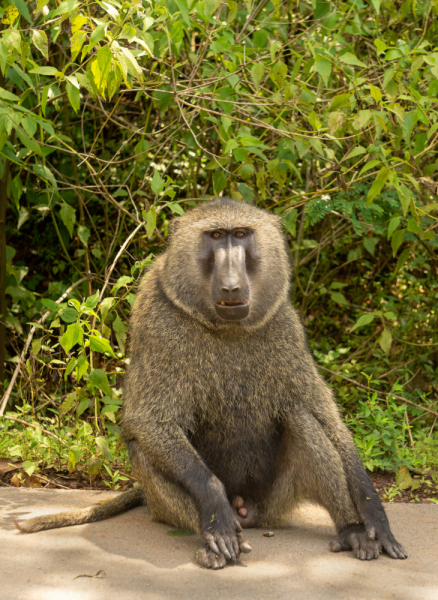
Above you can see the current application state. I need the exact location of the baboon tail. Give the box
[15,486,145,534]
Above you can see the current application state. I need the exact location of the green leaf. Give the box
[85,290,100,309]
[369,83,382,104]
[315,57,331,86]
[89,368,113,397]
[16,129,42,156]
[32,337,42,355]
[213,171,227,195]
[59,203,76,237]
[31,30,48,59]
[76,355,89,381]
[165,201,184,215]
[78,225,90,246]
[113,275,133,293]
[370,0,380,13]
[227,0,237,23]
[151,170,164,194]
[66,82,80,113]
[88,23,107,52]
[174,0,191,25]
[29,67,59,76]
[270,60,288,89]
[359,160,380,177]
[391,229,406,256]
[12,0,31,22]
[367,167,388,204]
[89,334,116,357]
[387,216,400,239]
[314,0,330,18]
[52,0,80,17]
[394,247,410,272]
[396,183,411,217]
[328,93,351,112]
[282,209,298,237]
[145,208,156,238]
[351,313,376,332]
[205,0,221,14]
[0,88,19,102]
[379,328,392,354]
[100,297,115,321]
[33,164,57,189]
[363,237,379,256]
[91,46,112,94]
[76,398,90,418]
[96,435,113,460]
[113,315,127,352]
[59,306,78,323]
[60,322,83,353]
[339,52,367,68]
[60,391,78,415]
[330,291,347,306]
[17,207,29,230]
[251,63,264,89]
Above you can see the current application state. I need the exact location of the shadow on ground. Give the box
[1,489,437,600]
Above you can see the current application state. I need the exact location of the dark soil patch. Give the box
[367,469,438,503]
[1,462,437,503]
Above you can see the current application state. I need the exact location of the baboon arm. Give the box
[307,398,391,535]
[123,418,229,523]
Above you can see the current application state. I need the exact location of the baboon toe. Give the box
[196,546,227,570]
[330,525,382,560]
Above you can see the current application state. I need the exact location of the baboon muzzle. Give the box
[212,244,250,321]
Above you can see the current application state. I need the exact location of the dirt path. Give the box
[1,489,437,600]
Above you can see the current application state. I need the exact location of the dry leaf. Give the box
[11,474,21,487]
[0,457,22,474]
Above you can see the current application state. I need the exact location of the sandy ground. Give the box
[1,488,437,600]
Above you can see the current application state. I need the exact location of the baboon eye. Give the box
[211,231,222,239]
[235,230,246,238]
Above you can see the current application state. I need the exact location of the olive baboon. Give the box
[16,198,407,568]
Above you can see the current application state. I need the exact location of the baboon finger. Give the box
[217,539,232,561]
[239,539,252,554]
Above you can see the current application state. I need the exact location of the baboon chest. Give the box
[187,344,285,494]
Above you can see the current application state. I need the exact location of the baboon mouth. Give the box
[215,301,249,307]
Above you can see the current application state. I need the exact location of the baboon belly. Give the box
[188,425,281,498]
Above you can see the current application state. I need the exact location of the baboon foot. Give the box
[231,496,259,528]
[330,523,382,560]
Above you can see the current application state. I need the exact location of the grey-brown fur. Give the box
[16,198,406,567]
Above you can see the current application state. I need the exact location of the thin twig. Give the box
[0,278,87,417]
[319,366,438,419]
[91,221,146,331]
[2,416,68,446]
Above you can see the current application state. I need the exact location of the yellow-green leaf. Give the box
[32,29,48,59]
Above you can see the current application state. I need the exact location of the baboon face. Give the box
[199,227,259,321]
[161,199,291,327]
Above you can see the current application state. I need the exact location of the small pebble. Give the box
[263,531,274,537]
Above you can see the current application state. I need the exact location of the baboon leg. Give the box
[128,440,200,532]
[259,409,358,531]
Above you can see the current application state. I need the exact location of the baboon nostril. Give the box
[222,285,240,293]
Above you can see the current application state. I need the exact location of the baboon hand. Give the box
[202,506,248,562]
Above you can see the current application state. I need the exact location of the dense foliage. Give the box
[0,0,437,495]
